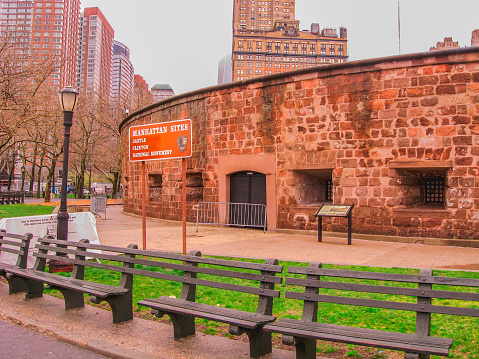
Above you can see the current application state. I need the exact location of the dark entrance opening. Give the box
[229,171,266,228]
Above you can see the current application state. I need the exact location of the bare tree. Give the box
[0,27,58,178]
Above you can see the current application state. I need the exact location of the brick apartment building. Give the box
[232,0,348,82]
[0,0,81,90]
[77,7,114,100]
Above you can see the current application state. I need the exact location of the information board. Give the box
[314,204,354,245]
[128,119,192,162]
[315,204,354,217]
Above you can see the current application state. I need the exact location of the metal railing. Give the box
[196,202,267,232]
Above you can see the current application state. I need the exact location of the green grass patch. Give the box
[0,204,56,219]
[43,257,479,358]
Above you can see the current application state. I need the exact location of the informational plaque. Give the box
[314,204,354,245]
[315,204,354,217]
[128,119,192,162]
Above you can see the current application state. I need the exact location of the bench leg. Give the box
[244,327,272,359]
[405,353,430,359]
[152,310,196,339]
[295,337,316,359]
[23,279,44,300]
[91,293,133,324]
[6,276,26,295]
[57,288,84,310]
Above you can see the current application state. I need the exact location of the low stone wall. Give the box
[120,48,479,240]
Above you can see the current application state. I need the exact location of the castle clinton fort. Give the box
[120,47,479,243]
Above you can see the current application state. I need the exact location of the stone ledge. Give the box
[389,160,453,169]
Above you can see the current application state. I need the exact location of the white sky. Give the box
[80,0,479,95]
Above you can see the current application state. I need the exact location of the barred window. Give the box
[325,180,333,202]
[424,177,445,204]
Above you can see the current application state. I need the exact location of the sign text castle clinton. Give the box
[128,119,192,162]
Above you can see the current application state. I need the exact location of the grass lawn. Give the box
[0,203,56,219]
[43,257,479,359]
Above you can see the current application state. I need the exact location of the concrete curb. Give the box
[275,228,479,248]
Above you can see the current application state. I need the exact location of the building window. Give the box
[393,167,448,208]
[148,173,163,202]
[424,177,445,204]
[292,169,334,206]
[325,180,333,202]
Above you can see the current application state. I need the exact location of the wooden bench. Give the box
[0,192,23,205]
[265,263,479,359]
[135,249,283,359]
[0,229,33,294]
[4,236,138,324]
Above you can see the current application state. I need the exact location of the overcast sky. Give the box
[80,0,479,95]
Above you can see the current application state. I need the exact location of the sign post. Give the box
[314,204,354,245]
[129,119,192,254]
[142,161,147,252]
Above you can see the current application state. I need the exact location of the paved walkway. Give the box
[1,200,477,358]
[96,206,479,270]
[0,318,107,359]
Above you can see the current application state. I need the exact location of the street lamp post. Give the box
[57,87,78,244]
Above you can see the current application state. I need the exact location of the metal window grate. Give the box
[425,177,445,204]
[325,180,333,202]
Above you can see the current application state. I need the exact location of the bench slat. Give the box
[125,247,282,273]
[288,267,430,283]
[0,247,25,256]
[286,277,479,302]
[35,245,77,256]
[127,266,185,283]
[6,268,126,297]
[36,238,135,255]
[139,297,276,328]
[0,239,28,248]
[286,291,479,317]
[130,267,281,297]
[265,319,452,356]
[125,260,282,284]
[288,266,479,288]
[0,233,28,240]
[184,276,280,297]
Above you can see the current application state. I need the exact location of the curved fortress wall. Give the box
[120,48,479,240]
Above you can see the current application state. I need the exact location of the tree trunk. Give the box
[29,146,38,192]
[44,157,57,203]
[7,152,15,191]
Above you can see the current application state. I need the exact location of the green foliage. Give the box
[346,350,363,358]
[0,204,56,219]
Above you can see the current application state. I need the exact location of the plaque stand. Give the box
[314,204,354,245]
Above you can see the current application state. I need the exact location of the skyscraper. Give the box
[472,30,479,47]
[77,7,114,100]
[111,40,134,105]
[151,84,175,102]
[0,0,81,90]
[231,0,348,82]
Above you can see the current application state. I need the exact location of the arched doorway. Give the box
[229,171,266,228]
[230,171,266,205]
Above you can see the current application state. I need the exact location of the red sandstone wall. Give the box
[120,48,479,240]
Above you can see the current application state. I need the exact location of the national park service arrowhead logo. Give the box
[177,135,188,153]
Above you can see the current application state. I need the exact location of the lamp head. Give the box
[59,87,79,112]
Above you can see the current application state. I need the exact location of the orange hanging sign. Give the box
[128,119,192,162]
